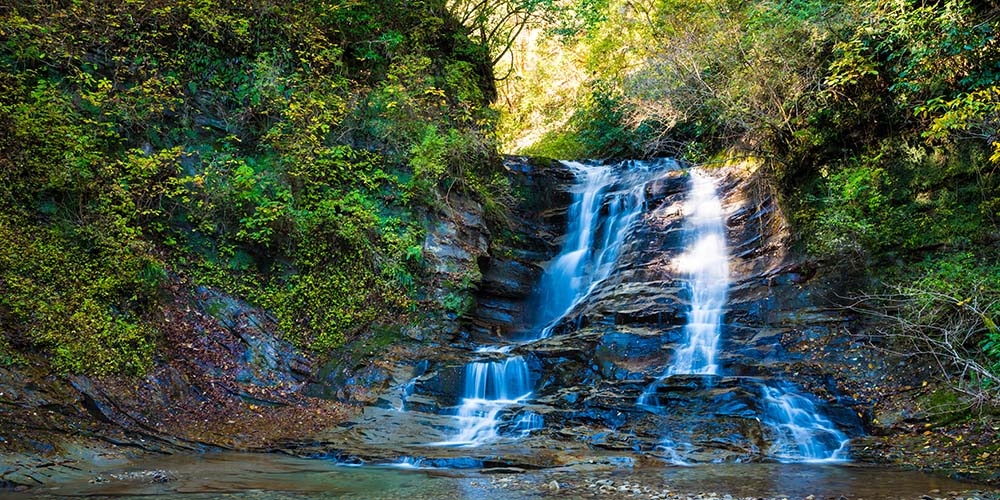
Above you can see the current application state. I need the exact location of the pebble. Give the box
[480,472,992,500]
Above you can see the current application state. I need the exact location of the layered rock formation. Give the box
[297,158,867,467]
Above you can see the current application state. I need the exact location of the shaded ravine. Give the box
[294,158,865,468]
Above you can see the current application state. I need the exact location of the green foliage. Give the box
[918,86,1000,164]
[441,291,476,315]
[0,217,156,375]
[409,125,453,199]
[0,0,503,373]
[504,0,998,265]
[523,81,649,159]
[896,251,1000,391]
[802,140,993,263]
[909,252,1000,313]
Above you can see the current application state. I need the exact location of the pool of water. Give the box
[7,452,995,499]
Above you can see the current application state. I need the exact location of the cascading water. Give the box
[434,357,533,447]
[761,384,850,462]
[511,411,544,436]
[668,169,729,375]
[439,159,675,446]
[638,168,850,462]
[639,169,729,406]
[536,160,673,337]
[393,360,428,412]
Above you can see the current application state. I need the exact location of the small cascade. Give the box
[669,170,729,375]
[761,384,850,462]
[394,378,416,412]
[434,357,532,447]
[390,457,423,469]
[654,438,693,466]
[537,160,675,337]
[394,360,428,412]
[510,411,544,436]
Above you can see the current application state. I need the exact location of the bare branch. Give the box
[844,286,1000,410]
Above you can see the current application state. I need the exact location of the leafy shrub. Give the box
[0,0,504,373]
[879,251,1000,405]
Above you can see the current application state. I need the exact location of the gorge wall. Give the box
[2,156,996,490]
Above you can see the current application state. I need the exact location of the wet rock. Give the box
[423,197,491,275]
[106,469,177,483]
[293,160,878,469]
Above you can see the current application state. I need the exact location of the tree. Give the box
[448,0,555,79]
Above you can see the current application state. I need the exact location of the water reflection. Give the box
[9,452,987,499]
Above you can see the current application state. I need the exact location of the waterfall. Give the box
[639,169,729,406]
[433,357,533,447]
[439,159,674,446]
[639,168,851,462]
[537,160,674,337]
[669,169,729,375]
[761,384,850,462]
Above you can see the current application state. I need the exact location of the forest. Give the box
[0,0,999,496]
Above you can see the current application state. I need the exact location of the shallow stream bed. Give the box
[6,452,997,499]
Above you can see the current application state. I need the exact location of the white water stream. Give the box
[638,169,729,406]
[433,357,533,446]
[432,162,850,460]
[638,168,849,462]
[668,169,729,375]
[439,159,675,446]
[762,384,850,462]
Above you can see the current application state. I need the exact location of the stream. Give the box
[7,452,989,499]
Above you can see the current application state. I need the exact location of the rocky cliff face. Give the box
[288,158,878,468]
